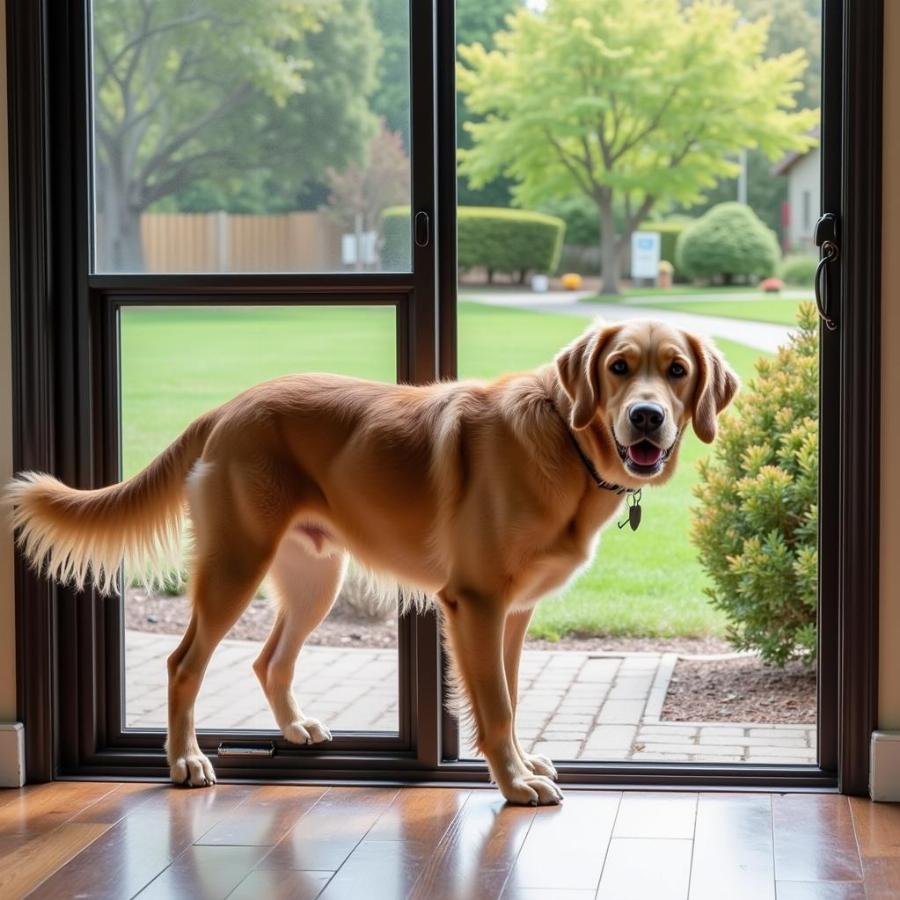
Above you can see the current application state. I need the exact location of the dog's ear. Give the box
[555,325,618,431]
[686,334,740,443]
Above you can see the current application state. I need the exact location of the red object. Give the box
[760,277,783,293]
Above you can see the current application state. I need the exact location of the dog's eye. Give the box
[669,362,687,378]
[609,360,628,375]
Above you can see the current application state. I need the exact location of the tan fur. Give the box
[4,319,737,805]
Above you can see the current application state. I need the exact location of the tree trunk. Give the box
[598,194,621,295]
[97,162,146,273]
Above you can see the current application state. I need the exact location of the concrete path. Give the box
[126,631,815,764]
[463,289,793,354]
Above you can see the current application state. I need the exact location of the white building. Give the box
[773,126,820,253]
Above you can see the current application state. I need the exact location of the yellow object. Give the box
[561,272,583,290]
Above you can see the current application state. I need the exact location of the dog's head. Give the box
[555,320,739,484]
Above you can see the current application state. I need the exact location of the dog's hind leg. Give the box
[504,608,558,781]
[167,543,274,786]
[167,462,291,787]
[253,533,347,745]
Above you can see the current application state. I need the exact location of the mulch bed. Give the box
[661,656,816,724]
[124,589,732,655]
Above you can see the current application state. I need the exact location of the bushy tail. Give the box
[3,412,219,595]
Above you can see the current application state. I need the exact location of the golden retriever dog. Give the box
[6,319,737,805]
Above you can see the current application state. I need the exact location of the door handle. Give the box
[414,211,430,248]
[814,213,839,332]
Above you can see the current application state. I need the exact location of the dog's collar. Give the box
[546,398,637,496]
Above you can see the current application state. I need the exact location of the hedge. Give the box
[382,206,565,280]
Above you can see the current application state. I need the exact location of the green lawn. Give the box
[582,287,810,327]
[637,297,806,326]
[121,302,767,640]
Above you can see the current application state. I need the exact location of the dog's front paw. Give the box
[523,752,558,781]
[284,717,332,745]
[501,775,564,806]
[170,751,217,787]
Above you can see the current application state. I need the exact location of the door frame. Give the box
[8,0,882,792]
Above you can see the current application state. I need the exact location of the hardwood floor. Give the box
[0,782,897,898]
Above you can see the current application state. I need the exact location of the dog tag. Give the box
[629,502,642,531]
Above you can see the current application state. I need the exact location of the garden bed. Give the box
[661,656,816,724]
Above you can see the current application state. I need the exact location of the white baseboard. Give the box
[0,723,24,787]
[870,730,900,801]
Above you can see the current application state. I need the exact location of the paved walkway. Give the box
[463,289,793,354]
[126,631,815,764]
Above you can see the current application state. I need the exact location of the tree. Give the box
[678,0,821,236]
[369,0,522,205]
[326,121,410,269]
[93,0,378,271]
[458,0,817,294]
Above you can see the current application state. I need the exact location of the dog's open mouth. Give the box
[614,434,671,475]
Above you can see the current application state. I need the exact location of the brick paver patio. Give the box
[125,630,815,763]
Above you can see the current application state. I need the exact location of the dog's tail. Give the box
[3,411,220,595]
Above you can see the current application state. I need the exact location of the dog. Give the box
[6,319,737,805]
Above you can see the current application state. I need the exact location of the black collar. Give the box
[546,397,637,496]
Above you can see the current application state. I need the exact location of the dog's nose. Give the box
[628,402,666,433]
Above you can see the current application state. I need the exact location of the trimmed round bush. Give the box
[382,206,565,280]
[676,202,780,283]
[691,303,819,666]
[780,254,818,287]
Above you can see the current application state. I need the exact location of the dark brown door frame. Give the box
[8,0,882,792]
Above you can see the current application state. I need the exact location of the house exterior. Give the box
[773,126,821,253]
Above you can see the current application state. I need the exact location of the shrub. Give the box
[691,303,819,666]
[780,253,818,287]
[381,206,565,280]
[676,202,780,283]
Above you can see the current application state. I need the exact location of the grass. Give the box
[583,287,811,326]
[121,302,768,640]
[634,297,807,326]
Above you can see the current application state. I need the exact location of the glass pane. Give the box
[455,0,820,766]
[91,1,411,274]
[121,305,401,735]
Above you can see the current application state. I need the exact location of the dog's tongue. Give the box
[627,441,663,467]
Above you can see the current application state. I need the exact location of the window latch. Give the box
[814,212,839,332]
[414,211,430,248]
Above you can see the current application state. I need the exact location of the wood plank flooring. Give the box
[0,782,897,899]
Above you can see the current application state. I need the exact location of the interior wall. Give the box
[0,0,16,723]
[879,0,900,730]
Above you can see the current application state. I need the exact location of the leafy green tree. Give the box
[93,0,378,271]
[369,0,522,206]
[458,0,816,293]
[679,0,821,235]
[368,0,410,147]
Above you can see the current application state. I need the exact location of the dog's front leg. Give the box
[440,588,563,806]
[504,608,558,781]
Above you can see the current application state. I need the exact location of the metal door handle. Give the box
[814,213,839,332]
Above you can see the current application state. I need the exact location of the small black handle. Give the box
[813,213,839,332]
[414,211,430,248]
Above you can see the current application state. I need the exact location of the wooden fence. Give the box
[140,211,344,272]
